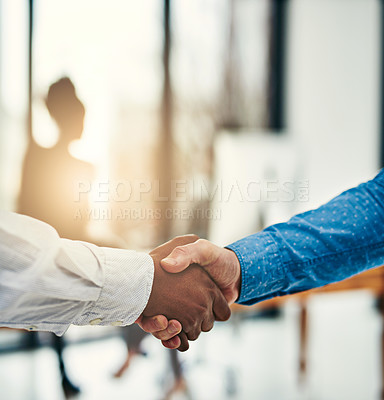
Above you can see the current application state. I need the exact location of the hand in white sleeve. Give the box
[0,210,153,335]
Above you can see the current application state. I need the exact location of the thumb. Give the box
[161,246,194,273]
[161,240,214,273]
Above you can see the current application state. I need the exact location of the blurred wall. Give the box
[209,0,381,246]
[287,0,381,211]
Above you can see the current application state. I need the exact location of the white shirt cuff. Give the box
[74,245,154,328]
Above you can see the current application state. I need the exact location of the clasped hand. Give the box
[137,235,241,351]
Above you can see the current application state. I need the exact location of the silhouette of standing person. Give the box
[18,77,94,397]
[19,77,93,242]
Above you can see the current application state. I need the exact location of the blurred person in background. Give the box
[18,77,93,397]
[19,77,93,242]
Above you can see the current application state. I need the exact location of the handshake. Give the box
[137,235,242,351]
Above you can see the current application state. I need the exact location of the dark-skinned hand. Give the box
[141,235,231,351]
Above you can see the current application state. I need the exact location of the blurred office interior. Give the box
[0,0,383,399]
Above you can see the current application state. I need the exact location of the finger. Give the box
[151,320,182,340]
[137,315,168,333]
[161,336,181,349]
[212,289,231,322]
[201,315,214,332]
[186,328,200,342]
[161,239,215,273]
[177,331,190,352]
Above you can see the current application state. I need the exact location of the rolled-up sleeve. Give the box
[0,211,154,335]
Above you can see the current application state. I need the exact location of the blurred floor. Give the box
[0,290,381,400]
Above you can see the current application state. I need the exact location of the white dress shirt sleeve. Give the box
[0,210,154,335]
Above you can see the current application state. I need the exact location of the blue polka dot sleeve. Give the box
[227,169,384,305]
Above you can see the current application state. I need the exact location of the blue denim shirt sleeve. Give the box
[227,169,384,306]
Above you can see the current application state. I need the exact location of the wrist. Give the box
[224,248,241,303]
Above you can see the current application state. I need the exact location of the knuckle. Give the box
[157,330,170,340]
[173,246,189,257]
[187,330,200,341]
[202,322,214,332]
[150,320,161,332]
[197,238,210,252]
[221,308,231,321]
[186,321,202,341]
[202,314,214,332]
[180,316,193,332]
[152,332,163,340]
[141,323,153,333]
